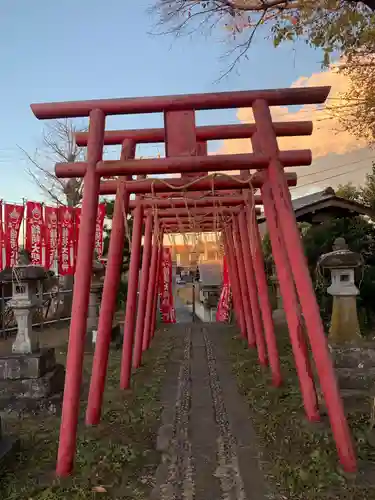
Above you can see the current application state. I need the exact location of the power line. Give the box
[293,159,375,190]
[295,155,375,181]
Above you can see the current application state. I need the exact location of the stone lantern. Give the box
[86,252,105,343]
[318,237,363,343]
[0,249,65,408]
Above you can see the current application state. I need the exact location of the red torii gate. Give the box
[30,86,356,477]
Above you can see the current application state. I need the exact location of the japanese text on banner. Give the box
[44,206,59,270]
[58,206,75,275]
[25,201,44,266]
[4,204,24,268]
[159,246,176,323]
[216,256,231,322]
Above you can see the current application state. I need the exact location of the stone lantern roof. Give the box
[318,237,364,270]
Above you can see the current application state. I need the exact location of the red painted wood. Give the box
[253,99,356,472]
[120,199,144,389]
[133,213,153,368]
[31,86,330,119]
[99,172,297,195]
[229,225,255,347]
[56,109,105,477]
[223,231,246,338]
[236,212,267,366]
[244,200,281,387]
[142,223,160,351]
[86,139,136,426]
[75,121,313,146]
[55,149,311,178]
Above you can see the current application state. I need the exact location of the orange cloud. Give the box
[219,65,367,158]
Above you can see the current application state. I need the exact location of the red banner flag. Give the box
[25,201,44,266]
[94,203,106,259]
[73,207,81,262]
[4,204,24,268]
[44,207,59,270]
[216,255,231,322]
[159,246,176,323]
[58,206,75,275]
[0,201,3,271]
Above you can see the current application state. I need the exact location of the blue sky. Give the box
[0,0,325,203]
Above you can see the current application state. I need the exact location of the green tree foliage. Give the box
[263,166,375,331]
[303,216,375,331]
[102,200,138,307]
[336,182,361,201]
[152,1,375,72]
[263,215,375,331]
[335,163,375,210]
[333,56,375,144]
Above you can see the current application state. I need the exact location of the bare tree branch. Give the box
[20,119,86,207]
[150,0,375,76]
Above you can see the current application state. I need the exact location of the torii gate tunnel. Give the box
[31,86,356,477]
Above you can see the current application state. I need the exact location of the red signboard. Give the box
[159,246,176,323]
[4,203,24,267]
[0,201,3,271]
[73,207,81,262]
[25,201,44,266]
[216,255,231,322]
[58,206,75,275]
[44,206,59,270]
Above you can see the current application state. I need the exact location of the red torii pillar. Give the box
[133,212,153,368]
[236,212,268,365]
[253,100,356,472]
[223,227,247,338]
[150,230,164,339]
[57,109,105,476]
[85,139,136,426]
[120,192,144,389]
[243,195,281,387]
[142,220,161,351]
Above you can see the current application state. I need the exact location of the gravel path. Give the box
[151,324,268,500]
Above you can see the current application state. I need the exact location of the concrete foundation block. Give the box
[0,348,56,380]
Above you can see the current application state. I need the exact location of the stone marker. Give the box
[86,252,105,346]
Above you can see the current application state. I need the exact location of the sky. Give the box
[0,0,373,204]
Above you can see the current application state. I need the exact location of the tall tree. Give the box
[21,119,86,315]
[334,55,375,144]
[151,1,375,74]
[336,182,361,201]
[333,164,375,210]
[20,119,85,207]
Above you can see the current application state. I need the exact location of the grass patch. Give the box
[227,328,375,499]
[0,328,174,500]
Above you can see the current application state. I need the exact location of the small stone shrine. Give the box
[318,237,363,344]
[0,249,65,409]
[86,251,105,345]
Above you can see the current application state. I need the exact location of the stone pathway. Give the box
[151,323,268,500]
[174,293,194,324]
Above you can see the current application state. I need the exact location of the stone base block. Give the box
[330,343,375,370]
[0,364,65,400]
[329,295,361,344]
[0,436,20,469]
[0,348,56,380]
[336,367,375,391]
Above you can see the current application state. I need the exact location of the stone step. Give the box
[336,368,375,391]
[318,388,372,415]
[340,389,373,414]
[330,344,375,369]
